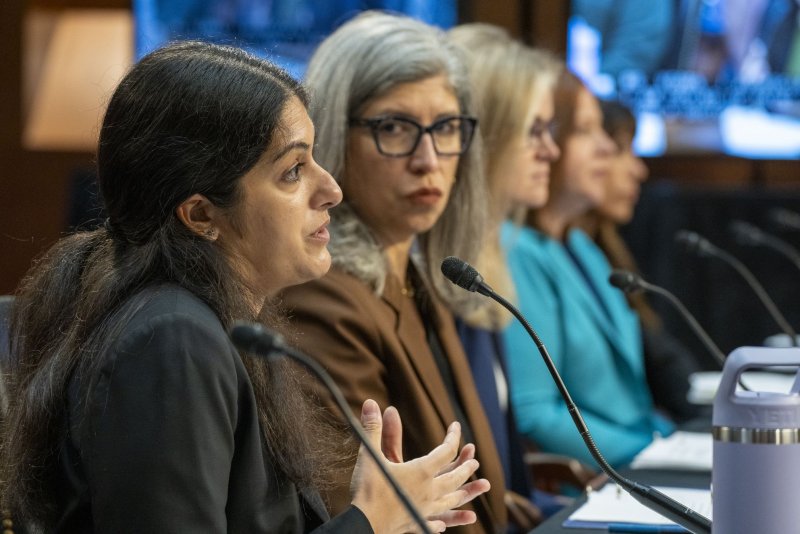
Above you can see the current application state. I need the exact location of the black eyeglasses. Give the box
[349,115,478,157]
[528,119,559,145]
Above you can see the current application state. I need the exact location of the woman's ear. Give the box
[176,194,220,240]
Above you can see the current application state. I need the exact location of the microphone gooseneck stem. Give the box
[642,281,726,367]
[485,289,712,534]
[610,269,750,390]
[731,220,800,276]
[715,247,799,345]
[639,280,751,391]
[769,207,800,232]
[487,291,608,469]
[233,326,432,534]
[758,235,800,275]
[440,256,711,533]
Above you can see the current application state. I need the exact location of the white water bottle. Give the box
[712,347,800,533]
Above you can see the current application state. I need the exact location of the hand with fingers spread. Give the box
[349,399,491,533]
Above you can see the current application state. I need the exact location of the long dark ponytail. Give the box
[1,41,344,528]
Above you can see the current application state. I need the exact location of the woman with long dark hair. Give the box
[579,101,701,423]
[0,41,488,533]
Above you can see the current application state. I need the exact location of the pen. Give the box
[607,523,689,533]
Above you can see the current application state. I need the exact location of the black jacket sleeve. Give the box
[76,292,374,534]
[84,311,241,532]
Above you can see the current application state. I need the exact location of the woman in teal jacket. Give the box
[502,72,674,468]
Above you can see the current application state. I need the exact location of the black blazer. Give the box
[54,284,370,533]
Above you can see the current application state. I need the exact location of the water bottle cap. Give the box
[713,347,800,431]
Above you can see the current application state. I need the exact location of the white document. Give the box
[629,431,712,471]
[566,484,712,526]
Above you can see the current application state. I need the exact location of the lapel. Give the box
[381,267,506,528]
[555,229,640,374]
[298,487,330,524]
[431,294,507,527]
[380,271,457,431]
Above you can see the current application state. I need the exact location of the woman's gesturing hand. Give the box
[350,399,491,533]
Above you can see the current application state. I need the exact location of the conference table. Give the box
[528,406,716,533]
[530,468,711,533]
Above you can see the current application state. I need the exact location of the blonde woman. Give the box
[447,23,564,518]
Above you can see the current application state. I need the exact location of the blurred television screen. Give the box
[134,0,457,80]
[569,0,800,159]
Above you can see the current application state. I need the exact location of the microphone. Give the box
[230,323,431,534]
[608,270,726,367]
[676,230,798,346]
[441,257,712,534]
[440,256,494,297]
[769,207,800,232]
[730,219,800,274]
[609,270,752,392]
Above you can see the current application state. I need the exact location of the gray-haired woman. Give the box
[280,11,508,534]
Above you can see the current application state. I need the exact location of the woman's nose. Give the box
[539,131,561,161]
[313,162,343,209]
[596,129,616,156]
[408,132,441,173]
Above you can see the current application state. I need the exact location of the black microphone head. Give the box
[608,269,645,294]
[230,322,262,352]
[730,220,764,246]
[230,322,286,355]
[675,230,715,257]
[440,256,483,292]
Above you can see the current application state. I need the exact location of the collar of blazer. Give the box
[381,269,457,431]
[561,229,643,375]
[328,202,389,296]
[381,269,506,528]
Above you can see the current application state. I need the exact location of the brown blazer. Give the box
[280,267,507,534]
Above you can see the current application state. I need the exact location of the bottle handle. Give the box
[718,347,800,400]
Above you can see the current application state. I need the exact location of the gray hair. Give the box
[306,11,487,312]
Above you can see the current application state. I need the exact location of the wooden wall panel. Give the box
[460,0,522,36]
[23,9,132,151]
[524,0,570,52]
[0,0,112,294]
[0,150,90,294]
[0,0,23,150]
[645,156,753,187]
